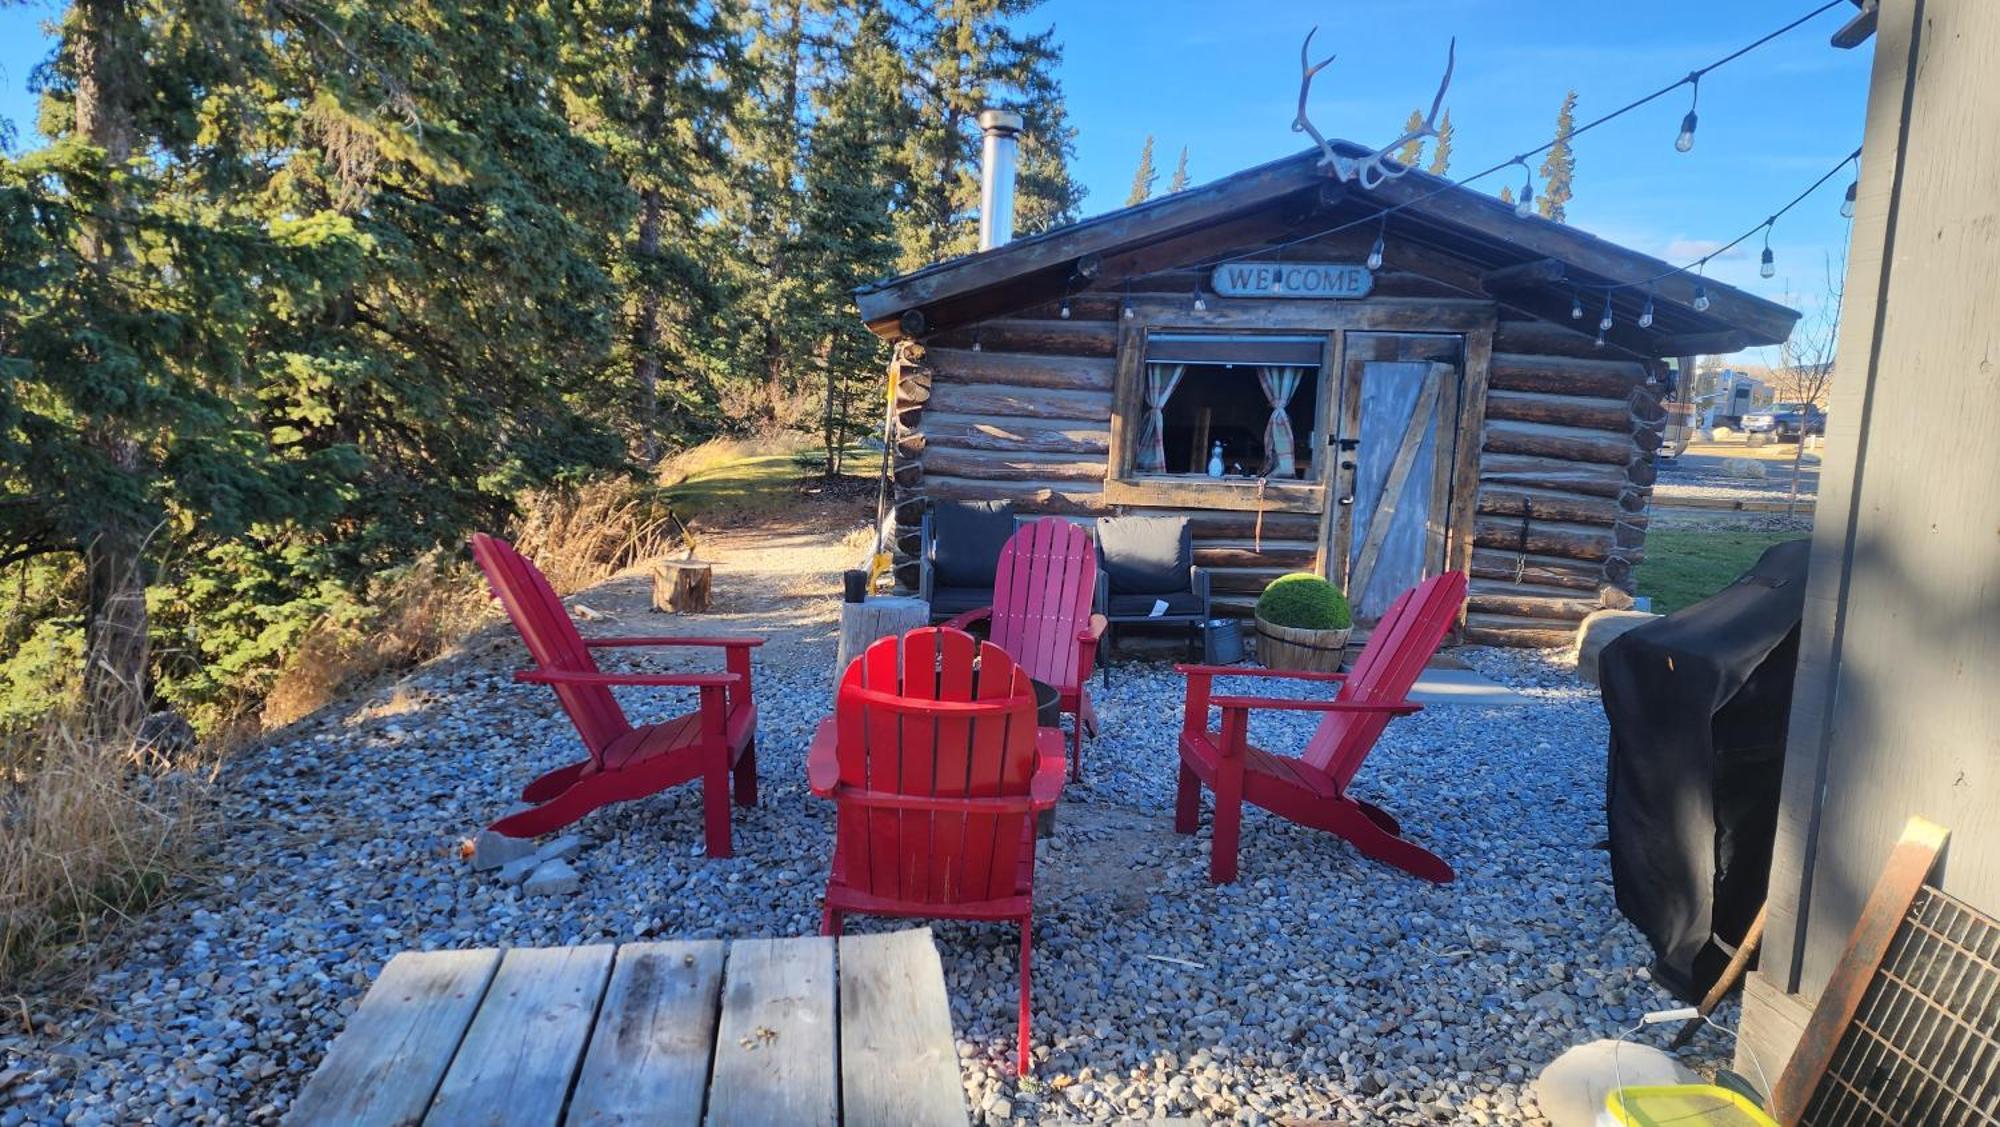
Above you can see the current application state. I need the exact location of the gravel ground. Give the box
[0,521,1727,1125]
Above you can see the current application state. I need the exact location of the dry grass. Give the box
[0,716,213,991]
[510,477,689,594]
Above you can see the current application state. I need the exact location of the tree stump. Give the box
[834,595,930,677]
[651,560,712,614]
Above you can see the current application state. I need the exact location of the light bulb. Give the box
[1192,287,1207,312]
[1840,181,1857,219]
[1515,191,1534,219]
[971,338,982,352]
[1692,283,1711,313]
[1059,299,1072,319]
[1760,246,1776,279]
[1638,295,1655,329]
[1598,296,1614,333]
[1122,302,1134,320]
[1594,328,1607,349]
[1675,111,1698,153]
[1571,294,1584,320]
[1366,235,1385,271]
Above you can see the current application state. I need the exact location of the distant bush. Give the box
[1255,573,1352,631]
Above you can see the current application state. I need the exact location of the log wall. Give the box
[886,275,1663,647]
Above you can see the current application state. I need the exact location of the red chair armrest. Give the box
[807,717,841,796]
[1030,727,1067,810]
[1079,613,1108,642]
[1175,663,1348,684]
[1210,694,1420,715]
[580,636,766,649]
[515,669,741,689]
[940,606,992,631]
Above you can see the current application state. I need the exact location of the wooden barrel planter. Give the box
[1254,615,1351,672]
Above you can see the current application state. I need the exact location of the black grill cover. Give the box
[1600,539,1809,1002]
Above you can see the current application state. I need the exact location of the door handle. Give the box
[1338,495,1355,506]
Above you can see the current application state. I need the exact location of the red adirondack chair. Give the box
[1175,570,1468,884]
[808,627,1066,1076]
[944,517,1106,779]
[469,533,762,856]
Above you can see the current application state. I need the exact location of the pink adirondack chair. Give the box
[944,517,1107,779]
[470,533,762,855]
[809,627,1066,1076]
[1175,570,1468,884]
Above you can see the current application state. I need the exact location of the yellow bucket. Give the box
[1599,1084,1778,1127]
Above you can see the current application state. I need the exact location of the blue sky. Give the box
[0,0,1870,335]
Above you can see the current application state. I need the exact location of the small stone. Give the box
[535,834,586,863]
[496,855,540,885]
[470,830,536,872]
[523,859,581,897]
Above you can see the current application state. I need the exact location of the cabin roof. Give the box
[854,141,1799,356]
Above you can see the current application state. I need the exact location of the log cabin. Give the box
[854,123,1800,646]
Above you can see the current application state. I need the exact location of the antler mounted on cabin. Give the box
[1293,27,1456,191]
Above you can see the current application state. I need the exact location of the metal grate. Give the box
[1803,887,2000,1126]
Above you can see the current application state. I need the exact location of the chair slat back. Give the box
[1301,570,1467,789]
[470,534,630,758]
[988,518,1097,691]
[834,627,1039,906]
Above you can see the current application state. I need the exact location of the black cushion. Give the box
[931,501,1015,588]
[1097,515,1193,595]
[929,585,995,620]
[1107,590,1207,620]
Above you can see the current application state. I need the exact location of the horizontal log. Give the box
[917,413,1111,456]
[1470,548,1605,591]
[1493,319,1651,363]
[1474,515,1613,562]
[1484,419,1634,465]
[1209,594,1260,619]
[921,474,1104,514]
[1488,353,1649,398]
[920,447,1105,483]
[1478,453,1632,498]
[1466,586,1601,621]
[926,349,1115,393]
[1210,566,1295,594]
[931,319,1118,357]
[1464,612,1579,649]
[1483,389,1632,433]
[1146,509,1324,541]
[1193,539,1320,570]
[1477,484,1623,527]
[927,381,1111,423]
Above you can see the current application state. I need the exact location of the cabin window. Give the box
[1132,333,1325,480]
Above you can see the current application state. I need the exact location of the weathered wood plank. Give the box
[923,474,1104,514]
[1469,547,1605,591]
[1472,515,1613,561]
[926,349,1115,392]
[838,929,969,1127]
[1483,389,1632,432]
[708,937,838,1127]
[916,413,1110,456]
[1466,585,1600,621]
[426,945,615,1127]
[564,941,725,1127]
[1487,352,1649,397]
[1493,319,1650,362]
[926,381,1111,423]
[1193,539,1319,569]
[1463,612,1578,648]
[930,319,1119,357]
[1482,418,1633,465]
[1476,484,1623,527]
[1478,452,1631,498]
[920,447,1106,483]
[287,949,502,1127]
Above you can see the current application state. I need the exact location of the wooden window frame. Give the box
[1104,297,1495,515]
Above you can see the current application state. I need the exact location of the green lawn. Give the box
[1637,529,1799,614]
[659,437,875,522]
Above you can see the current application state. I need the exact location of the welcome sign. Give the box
[1209,261,1374,300]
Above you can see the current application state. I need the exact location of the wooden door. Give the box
[1325,335,1462,622]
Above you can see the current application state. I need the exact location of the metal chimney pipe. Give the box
[977,109,1024,251]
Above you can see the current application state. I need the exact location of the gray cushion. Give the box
[1107,590,1207,619]
[928,585,994,620]
[1098,515,1193,595]
[931,501,1015,588]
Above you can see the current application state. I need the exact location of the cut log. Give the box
[931,319,1119,357]
[1193,539,1320,570]
[1487,352,1649,396]
[1479,453,1631,498]
[921,475,1104,513]
[917,413,1111,455]
[1463,612,1579,649]
[835,596,931,677]
[1208,566,1293,594]
[1483,389,1633,432]
[1470,548,1605,591]
[1483,418,1634,465]
[651,561,713,614]
[1473,515,1613,561]
[919,447,1104,483]
[1173,509,1323,540]
[925,349,1116,393]
[1477,485,1623,527]
[1466,585,1601,621]
[926,381,1111,423]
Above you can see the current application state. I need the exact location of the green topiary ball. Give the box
[1255,573,1353,631]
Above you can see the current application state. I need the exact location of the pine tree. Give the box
[1394,109,1427,169]
[1539,90,1578,223]
[1126,134,1157,206]
[1427,110,1453,176]
[1169,146,1190,192]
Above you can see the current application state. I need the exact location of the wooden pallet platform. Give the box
[288,928,967,1127]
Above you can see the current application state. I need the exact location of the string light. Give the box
[1840,180,1857,218]
[1514,159,1536,219]
[1760,223,1777,278]
[1675,75,1700,153]
[1598,294,1615,333]
[971,331,983,352]
[1122,282,1135,320]
[1059,297,1072,319]
[1366,218,1386,271]
[1693,283,1711,312]
[1192,283,1208,312]
[1637,292,1655,329]
[1571,293,1585,320]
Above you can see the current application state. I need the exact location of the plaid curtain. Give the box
[1256,366,1307,477]
[1136,362,1186,473]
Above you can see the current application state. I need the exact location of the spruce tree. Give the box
[1169,147,1190,192]
[1539,90,1578,223]
[1427,110,1453,176]
[1126,134,1158,206]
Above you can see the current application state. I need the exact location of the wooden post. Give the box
[652,560,712,614]
[835,596,930,677]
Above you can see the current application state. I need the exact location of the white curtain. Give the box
[1135,362,1186,473]
[1256,365,1307,477]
